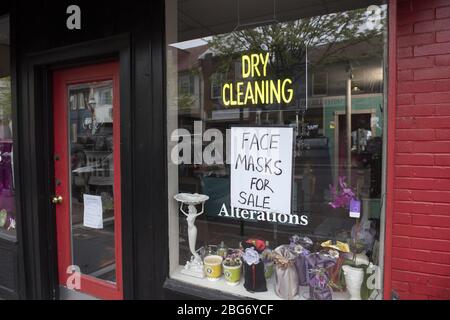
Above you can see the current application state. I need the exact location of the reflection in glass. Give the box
[68,81,116,282]
[0,15,16,238]
[167,0,387,299]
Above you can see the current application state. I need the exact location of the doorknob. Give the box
[52,195,63,204]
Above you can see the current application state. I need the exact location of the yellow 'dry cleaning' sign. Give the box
[221,52,294,107]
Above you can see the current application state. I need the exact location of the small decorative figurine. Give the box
[174,193,209,278]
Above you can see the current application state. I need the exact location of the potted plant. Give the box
[222,250,242,286]
[328,176,370,252]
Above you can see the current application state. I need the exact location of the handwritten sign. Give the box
[83,194,103,229]
[230,127,293,215]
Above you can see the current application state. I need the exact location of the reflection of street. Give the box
[68,81,117,284]
[71,197,116,282]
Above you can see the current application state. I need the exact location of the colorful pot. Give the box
[342,265,364,300]
[222,261,242,286]
[203,255,223,281]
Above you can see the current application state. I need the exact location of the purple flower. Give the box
[328,176,356,210]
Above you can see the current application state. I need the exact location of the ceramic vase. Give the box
[342,265,364,300]
[222,261,242,286]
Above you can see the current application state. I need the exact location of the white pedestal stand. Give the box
[174,193,209,279]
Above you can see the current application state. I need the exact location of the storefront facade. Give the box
[0,0,448,300]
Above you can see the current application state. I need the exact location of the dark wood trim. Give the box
[12,0,168,300]
[8,2,27,300]
[149,0,169,299]
[0,1,11,16]
[128,0,168,299]
[118,39,134,301]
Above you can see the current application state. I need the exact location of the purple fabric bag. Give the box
[305,252,336,300]
[309,269,333,300]
[305,252,336,270]
[289,235,313,287]
[273,245,298,300]
[289,235,313,250]
[295,252,309,286]
[290,245,310,286]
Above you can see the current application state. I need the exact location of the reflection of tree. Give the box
[208,8,386,81]
[178,69,199,113]
[178,94,196,112]
[0,77,11,120]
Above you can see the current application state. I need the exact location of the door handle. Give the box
[52,195,63,204]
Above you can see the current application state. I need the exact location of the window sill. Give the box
[167,266,351,300]
[164,277,252,300]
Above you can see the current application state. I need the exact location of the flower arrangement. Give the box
[261,248,273,264]
[245,239,266,252]
[289,234,313,254]
[328,176,356,210]
[223,249,243,267]
[223,257,241,267]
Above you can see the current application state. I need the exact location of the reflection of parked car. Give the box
[71,149,113,203]
[73,151,113,185]
[201,175,229,217]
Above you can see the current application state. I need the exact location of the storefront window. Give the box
[0,15,15,238]
[167,1,387,300]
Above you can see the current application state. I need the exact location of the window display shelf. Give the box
[171,266,351,300]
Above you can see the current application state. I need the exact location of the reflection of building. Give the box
[177,44,206,118]
[174,36,384,217]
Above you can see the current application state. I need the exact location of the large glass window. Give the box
[167,1,387,300]
[0,15,15,239]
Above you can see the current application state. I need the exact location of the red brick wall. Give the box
[391,0,450,300]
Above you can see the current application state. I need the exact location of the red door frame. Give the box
[383,0,397,300]
[53,61,123,300]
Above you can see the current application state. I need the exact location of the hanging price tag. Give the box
[349,199,361,218]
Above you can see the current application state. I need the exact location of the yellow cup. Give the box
[204,255,223,281]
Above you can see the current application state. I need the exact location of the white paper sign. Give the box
[83,194,103,229]
[230,127,293,214]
